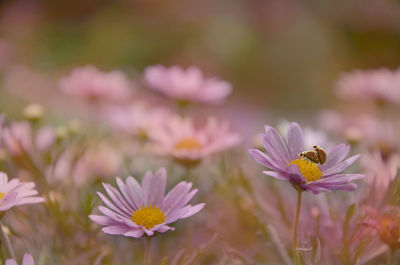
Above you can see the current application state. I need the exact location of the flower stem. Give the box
[144,236,152,265]
[292,189,303,265]
[0,222,15,260]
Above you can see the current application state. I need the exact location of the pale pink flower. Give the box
[336,68,400,104]
[144,65,232,104]
[59,66,132,102]
[104,103,170,139]
[150,116,241,164]
[0,172,44,212]
[362,151,398,195]
[2,122,55,156]
[89,168,204,237]
[72,144,123,186]
[5,254,35,265]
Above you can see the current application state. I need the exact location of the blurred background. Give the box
[1,0,400,114]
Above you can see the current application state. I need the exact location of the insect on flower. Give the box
[299,145,327,165]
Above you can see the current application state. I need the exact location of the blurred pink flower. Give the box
[2,122,55,156]
[89,168,205,238]
[104,103,170,139]
[336,68,400,104]
[72,143,123,186]
[0,172,44,212]
[362,151,398,197]
[5,254,35,265]
[144,65,232,104]
[319,111,399,157]
[59,66,133,102]
[150,116,241,165]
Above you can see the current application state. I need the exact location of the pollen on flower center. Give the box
[131,205,166,230]
[175,138,203,150]
[289,158,322,182]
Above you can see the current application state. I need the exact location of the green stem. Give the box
[292,189,303,265]
[0,222,15,260]
[144,236,152,265]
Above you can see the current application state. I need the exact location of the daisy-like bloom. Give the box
[144,65,232,104]
[5,254,34,265]
[150,116,241,166]
[249,122,364,194]
[336,68,400,105]
[363,207,400,250]
[89,168,204,237]
[59,66,132,102]
[104,103,170,140]
[0,172,44,212]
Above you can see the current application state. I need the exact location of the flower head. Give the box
[144,65,232,104]
[0,172,44,212]
[59,66,132,102]
[89,168,205,237]
[336,68,400,104]
[5,254,34,265]
[150,116,241,165]
[249,122,364,194]
[104,103,170,140]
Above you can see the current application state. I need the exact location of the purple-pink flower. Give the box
[144,65,232,104]
[249,122,364,194]
[59,66,132,102]
[89,168,205,238]
[336,68,400,104]
[5,254,34,265]
[149,116,241,164]
[0,172,44,212]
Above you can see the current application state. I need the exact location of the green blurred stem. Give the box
[0,222,15,260]
[292,189,303,265]
[144,236,152,265]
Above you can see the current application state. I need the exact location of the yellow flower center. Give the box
[289,158,322,182]
[174,138,203,150]
[131,205,166,230]
[0,192,4,200]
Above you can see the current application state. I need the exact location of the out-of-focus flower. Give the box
[89,168,205,238]
[144,65,232,104]
[59,66,133,102]
[0,172,44,212]
[249,122,364,194]
[2,121,55,156]
[362,151,398,195]
[2,122,32,156]
[73,143,123,186]
[22,103,45,122]
[319,111,399,157]
[363,207,400,250]
[336,68,400,104]
[150,116,241,165]
[5,253,35,265]
[104,103,170,140]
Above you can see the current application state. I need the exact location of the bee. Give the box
[298,145,327,165]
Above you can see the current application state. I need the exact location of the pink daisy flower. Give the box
[0,172,44,212]
[5,254,34,265]
[336,68,400,104]
[150,116,241,165]
[144,65,232,104]
[89,168,204,238]
[249,122,364,194]
[59,66,132,102]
